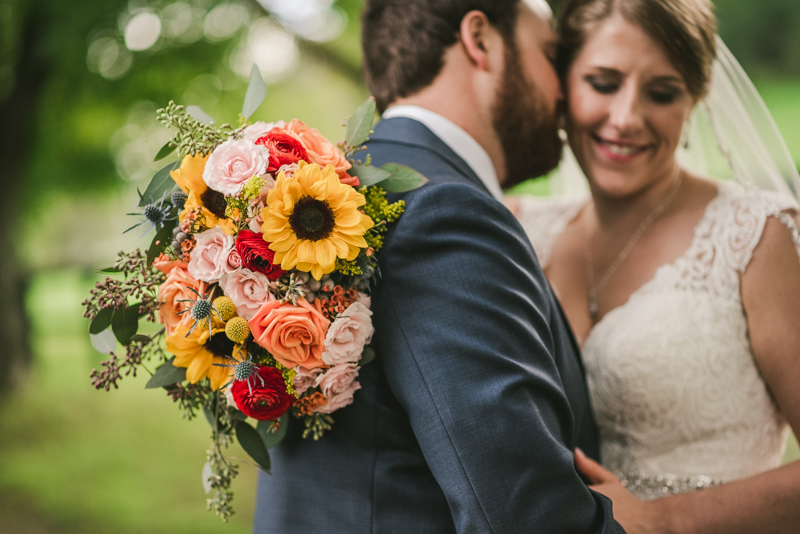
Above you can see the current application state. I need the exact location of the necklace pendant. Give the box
[588,298,599,321]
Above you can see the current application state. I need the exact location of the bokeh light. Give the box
[123,11,162,51]
[229,17,299,82]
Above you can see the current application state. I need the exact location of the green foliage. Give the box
[156,101,237,159]
[145,357,187,389]
[242,64,268,120]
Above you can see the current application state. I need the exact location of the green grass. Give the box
[0,270,256,534]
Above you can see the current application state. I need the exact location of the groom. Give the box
[253,1,623,532]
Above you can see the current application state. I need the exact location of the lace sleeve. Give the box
[720,185,800,273]
[514,195,585,267]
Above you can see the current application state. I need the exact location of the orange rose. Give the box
[283,119,359,187]
[157,267,207,337]
[153,253,188,275]
[248,298,330,370]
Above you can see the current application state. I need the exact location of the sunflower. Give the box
[170,154,237,235]
[165,323,240,390]
[260,162,374,280]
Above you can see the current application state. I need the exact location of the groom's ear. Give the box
[459,10,502,72]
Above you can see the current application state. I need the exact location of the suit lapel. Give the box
[370,117,490,195]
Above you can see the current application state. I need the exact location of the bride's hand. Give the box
[575,448,667,534]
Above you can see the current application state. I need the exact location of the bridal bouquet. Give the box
[82,67,426,520]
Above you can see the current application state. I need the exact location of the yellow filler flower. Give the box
[261,162,374,280]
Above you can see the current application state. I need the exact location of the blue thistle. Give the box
[214,347,266,393]
[177,287,221,336]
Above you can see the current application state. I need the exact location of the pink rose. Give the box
[203,139,268,195]
[292,366,323,396]
[241,120,285,143]
[187,226,234,283]
[219,268,275,320]
[247,178,279,233]
[225,248,242,273]
[248,298,330,370]
[356,292,371,309]
[314,363,361,414]
[321,301,374,366]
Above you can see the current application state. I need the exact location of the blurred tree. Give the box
[0,0,366,393]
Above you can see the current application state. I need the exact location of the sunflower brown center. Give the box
[200,189,228,219]
[205,331,236,357]
[289,196,336,241]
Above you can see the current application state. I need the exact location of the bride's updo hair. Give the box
[557,0,718,99]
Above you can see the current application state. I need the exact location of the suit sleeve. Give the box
[372,182,624,533]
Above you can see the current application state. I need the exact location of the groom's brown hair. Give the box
[361,0,522,113]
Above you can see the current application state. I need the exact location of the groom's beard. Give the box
[492,43,563,188]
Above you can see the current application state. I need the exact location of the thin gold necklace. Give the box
[585,170,684,322]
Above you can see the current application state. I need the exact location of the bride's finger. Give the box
[574,448,616,484]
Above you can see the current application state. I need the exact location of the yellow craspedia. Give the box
[213,296,236,322]
[260,162,375,280]
[225,316,250,345]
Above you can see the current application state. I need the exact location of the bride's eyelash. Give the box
[585,76,618,94]
[648,89,680,104]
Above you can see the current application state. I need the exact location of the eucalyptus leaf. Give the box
[242,64,268,120]
[186,105,215,125]
[235,420,271,473]
[146,217,177,266]
[203,404,216,428]
[111,302,140,345]
[145,357,187,389]
[201,461,214,494]
[257,414,288,449]
[359,346,376,367]
[89,306,113,335]
[90,330,117,355]
[154,140,177,162]
[138,161,180,207]
[348,165,392,187]
[97,266,122,273]
[379,163,430,193]
[346,97,376,149]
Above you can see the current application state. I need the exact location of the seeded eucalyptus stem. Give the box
[205,389,238,521]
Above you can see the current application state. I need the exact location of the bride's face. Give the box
[565,14,696,198]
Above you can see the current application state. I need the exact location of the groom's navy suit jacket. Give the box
[253,118,624,533]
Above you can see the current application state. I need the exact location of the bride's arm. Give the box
[577,216,800,534]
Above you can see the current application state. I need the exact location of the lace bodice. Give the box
[517,182,798,500]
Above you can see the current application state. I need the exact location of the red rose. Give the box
[236,229,285,280]
[231,366,294,421]
[255,131,308,172]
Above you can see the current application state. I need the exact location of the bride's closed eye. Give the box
[584,75,618,95]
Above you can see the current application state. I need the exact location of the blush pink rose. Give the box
[284,119,359,186]
[314,363,361,414]
[292,366,323,396]
[157,267,207,337]
[248,298,330,370]
[187,226,234,283]
[241,120,285,143]
[225,248,242,273]
[321,301,374,366]
[203,139,268,195]
[219,268,275,320]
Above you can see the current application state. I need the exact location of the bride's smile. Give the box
[565,13,695,199]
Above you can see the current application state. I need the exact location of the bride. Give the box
[510,0,800,532]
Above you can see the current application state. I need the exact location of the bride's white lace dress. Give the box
[517,181,799,500]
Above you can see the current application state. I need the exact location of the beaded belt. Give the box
[615,471,730,499]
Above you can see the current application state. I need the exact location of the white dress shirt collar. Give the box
[381,105,504,202]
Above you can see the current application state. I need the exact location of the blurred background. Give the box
[0,0,798,531]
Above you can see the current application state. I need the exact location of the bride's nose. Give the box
[607,84,645,134]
